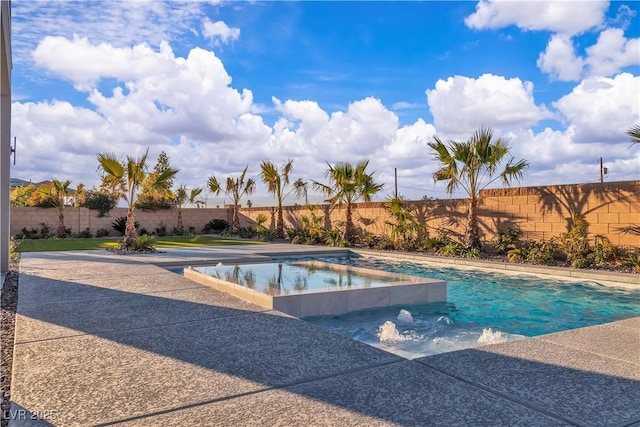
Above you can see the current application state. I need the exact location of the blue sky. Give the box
[9,1,640,204]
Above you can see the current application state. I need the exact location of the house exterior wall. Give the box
[1,0,12,273]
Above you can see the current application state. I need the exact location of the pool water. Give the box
[304,256,640,359]
[192,261,407,295]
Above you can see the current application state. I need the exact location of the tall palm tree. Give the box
[97,149,178,248]
[313,160,384,242]
[38,178,73,238]
[174,185,203,234]
[428,126,529,250]
[207,166,256,232]
[260,159,298,238]
[627,124,640,145]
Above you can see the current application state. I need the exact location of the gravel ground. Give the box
[1,259,19,427]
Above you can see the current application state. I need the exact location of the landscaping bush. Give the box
[203,219,230,234]
[76,228,93,239]
[155,222,167,237]
[112,217,139,235]
[95,228,110,238]
[82,191,117,217]
[492,228,521,254]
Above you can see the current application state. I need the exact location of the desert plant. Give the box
[492,228,522,254]
[313,160,383,243]
[173,185,203,235]
[259,229,279,242]
[76,228,93,239]
[254,213,269,233]
[95,228,110,238]
[384,196,427,249]
[429,127,529,249]
[557,214,590,266]
[112,217,140,235]
[36,179,74,238]
[207,166,256,232]
[260,159,305,238]
[97,149,178,248]
[155,222,168,237]
[623,249,640,271]
[128,234,156,252]
[324,229,350,247]
[203,219,230,234]
[524,240,559,266]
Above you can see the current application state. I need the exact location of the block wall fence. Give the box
[10,180,640,249]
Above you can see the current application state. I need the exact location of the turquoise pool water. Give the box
[304,256,640,359]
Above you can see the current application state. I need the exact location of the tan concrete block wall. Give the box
[11,207,233,236]
[11,181,639,249]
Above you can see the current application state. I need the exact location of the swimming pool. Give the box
[304,255,640,359]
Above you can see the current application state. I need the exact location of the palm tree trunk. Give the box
[467,197,480,250]
[124,206,137,248]
[277,202,284,239]
[232,204,240,232]
[57,208,66,238]
[177,209,184,234]
[345,203,354,242]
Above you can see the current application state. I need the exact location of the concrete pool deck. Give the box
[7,244,640,426]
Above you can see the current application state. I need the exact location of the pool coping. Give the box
[352,248,640,289]
[184,260,447,318]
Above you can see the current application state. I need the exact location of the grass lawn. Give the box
[17,235,266,252]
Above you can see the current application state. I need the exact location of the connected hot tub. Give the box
[184,260,446,318]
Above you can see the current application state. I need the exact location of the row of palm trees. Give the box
[97,124,638,250]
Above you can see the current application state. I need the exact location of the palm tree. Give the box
[293,178,309,205]
[97,149,178,248]
[428,126,529,250]
[313,160,383,243]
[260,159,300,238]
[207,166,256,232]
[174,185,203,235]
[627,124,640,145]
[37,178,73,238]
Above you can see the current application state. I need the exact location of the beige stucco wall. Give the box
[10,180,640,249]
[239,180,640,249]
[10,207,232,237]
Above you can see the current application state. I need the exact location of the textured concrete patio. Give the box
[8,245,640,426]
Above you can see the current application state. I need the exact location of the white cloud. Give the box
[553,73,640,144]
[202,18,241,46]
[465,0,608,36]
[426,74,552,134]
[585,28,640,77]
[537,34,585,81]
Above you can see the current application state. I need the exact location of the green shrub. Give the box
[155,222,167,237]
[323,229,350,247]
[259,229,278,242]
[112,217,139,234]
[82,191,117,217]
[95,228,110,238]
[492,228,521,254]
[238,227,257,239]
[439,242,463,257]
[524,240,558,266]
[9,236,20,260]
[623,249,640,272]
[203,219,229,234]
[129,234,156,252]
[76,228,93,239]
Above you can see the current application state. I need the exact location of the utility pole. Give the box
[394,168,398,199]
[599,157,608,183]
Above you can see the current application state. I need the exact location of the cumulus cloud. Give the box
[553,73,640,144]
[537,34,585,81]
[585,28,640,77]
[202,18,241,46]
[465,0,608,36]
[426,74,552,134]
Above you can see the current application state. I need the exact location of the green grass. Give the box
[17,235,266,252]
